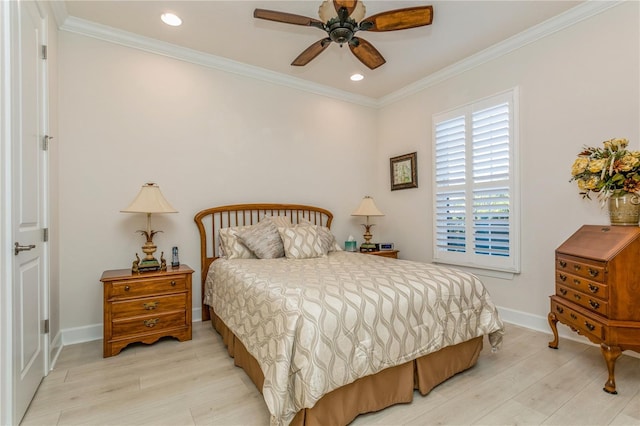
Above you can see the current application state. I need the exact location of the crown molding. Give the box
[48,0,68,29]
[58,0,623,109]
[59,16,378,108]
[379,0,625,106]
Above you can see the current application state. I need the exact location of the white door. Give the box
[12,0,48,422]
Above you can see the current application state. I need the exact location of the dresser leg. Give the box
[601,344,622,394]
[547,312,559,349]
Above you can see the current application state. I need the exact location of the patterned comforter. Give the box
[204,251,504,426]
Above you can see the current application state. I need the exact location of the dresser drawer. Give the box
[109,276,187,299]
[551,299,604,341]
[556,284,609,317]
[111,294,186,319]
[112,311,187,336]
[555,271,609,300]
[556,255,605,283]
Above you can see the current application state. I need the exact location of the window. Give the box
[432,89,520,273]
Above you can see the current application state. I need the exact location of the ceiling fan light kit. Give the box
[254,0,433,70]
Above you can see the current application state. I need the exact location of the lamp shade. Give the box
[351,196,384,217]
[121,183,177,214]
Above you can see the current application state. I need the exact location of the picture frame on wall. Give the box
[390,152,418,191]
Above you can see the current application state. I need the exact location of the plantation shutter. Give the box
[432,90,519,273]
[472,102,510,257]
[435,116,466,253]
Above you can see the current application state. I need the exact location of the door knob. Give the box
[14,242,36,255]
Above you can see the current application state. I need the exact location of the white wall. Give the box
[375,2,640,330]
[58,32,378,336]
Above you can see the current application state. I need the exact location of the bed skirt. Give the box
[210,307,483,425]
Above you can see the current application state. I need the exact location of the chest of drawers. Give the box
[548,225,640,394]
[101,265,194,357]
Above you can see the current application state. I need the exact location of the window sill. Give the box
[432,260,518,280]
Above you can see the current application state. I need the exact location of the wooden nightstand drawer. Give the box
[555,271,608,300]
[551,298,604,342]
[112,311,187,336]
[556,284,609,317]
[111,294,186,319]
[109,276,186,299]
[365,250,399,259]
[556,255,605,283]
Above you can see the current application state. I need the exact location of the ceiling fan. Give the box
[253,0,433,70]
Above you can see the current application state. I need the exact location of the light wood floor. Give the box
[21,321,640,426]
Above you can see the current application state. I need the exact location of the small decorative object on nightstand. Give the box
[101,264,194,357]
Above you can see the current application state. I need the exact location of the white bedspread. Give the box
[204,251,504,426]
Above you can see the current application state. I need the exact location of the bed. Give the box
[194,203,504,426]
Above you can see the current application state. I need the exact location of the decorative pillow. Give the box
[219,226,256,259]
[278,225,328,259]
[298,218,341,252]
[237,219,285,259]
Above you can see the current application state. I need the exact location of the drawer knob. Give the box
[588,284,599,294]
[124,285,130,292]
[559,288,567,296]
[588,268,599,278]
[144,318,159,328]
[574,264,581,271]
[559,260,567,268]
[559,274,567,282]
[574,294,581,301]
[143,302,158,310]
[573,279,581,286]
[570,313,577,320]
[170,280,176,287]
[589,300,600,310]
[556,306,564,314]
[585,321,595,331]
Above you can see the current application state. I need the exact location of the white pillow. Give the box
[278,225,328,259]
[237,219,285,259]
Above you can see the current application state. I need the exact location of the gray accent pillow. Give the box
[237,219,285,259]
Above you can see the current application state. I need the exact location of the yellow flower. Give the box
[604,138,628,151]
[588,158,607,173]
[571,157,589,176]
[577,176,599,190]
[619,155,640,172]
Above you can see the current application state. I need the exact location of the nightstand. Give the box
[100,264,194,357]
[364,250,399,259]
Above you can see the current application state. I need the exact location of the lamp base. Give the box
[131,252,167,273]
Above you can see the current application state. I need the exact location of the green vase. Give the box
[608,193,640,225]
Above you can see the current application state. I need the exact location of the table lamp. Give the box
[121,183,177,272]
[351,196,384,251]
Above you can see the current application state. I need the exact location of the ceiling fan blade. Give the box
[333,0,358,17]
[254,9,324,29]
[292,38,332,66]
[361,6,433,32]
[349,37,385,70]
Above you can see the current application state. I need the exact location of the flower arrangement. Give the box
[570,138,640,200]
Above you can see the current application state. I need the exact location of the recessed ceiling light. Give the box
[350,73,364,82]
[161,12,182,27]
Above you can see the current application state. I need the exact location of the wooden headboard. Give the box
[193,203,333,320]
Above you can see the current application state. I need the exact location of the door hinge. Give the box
[43,228,48,242]
[42,45,47,60]
[42,135,53,151]
[43,319,49,334]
